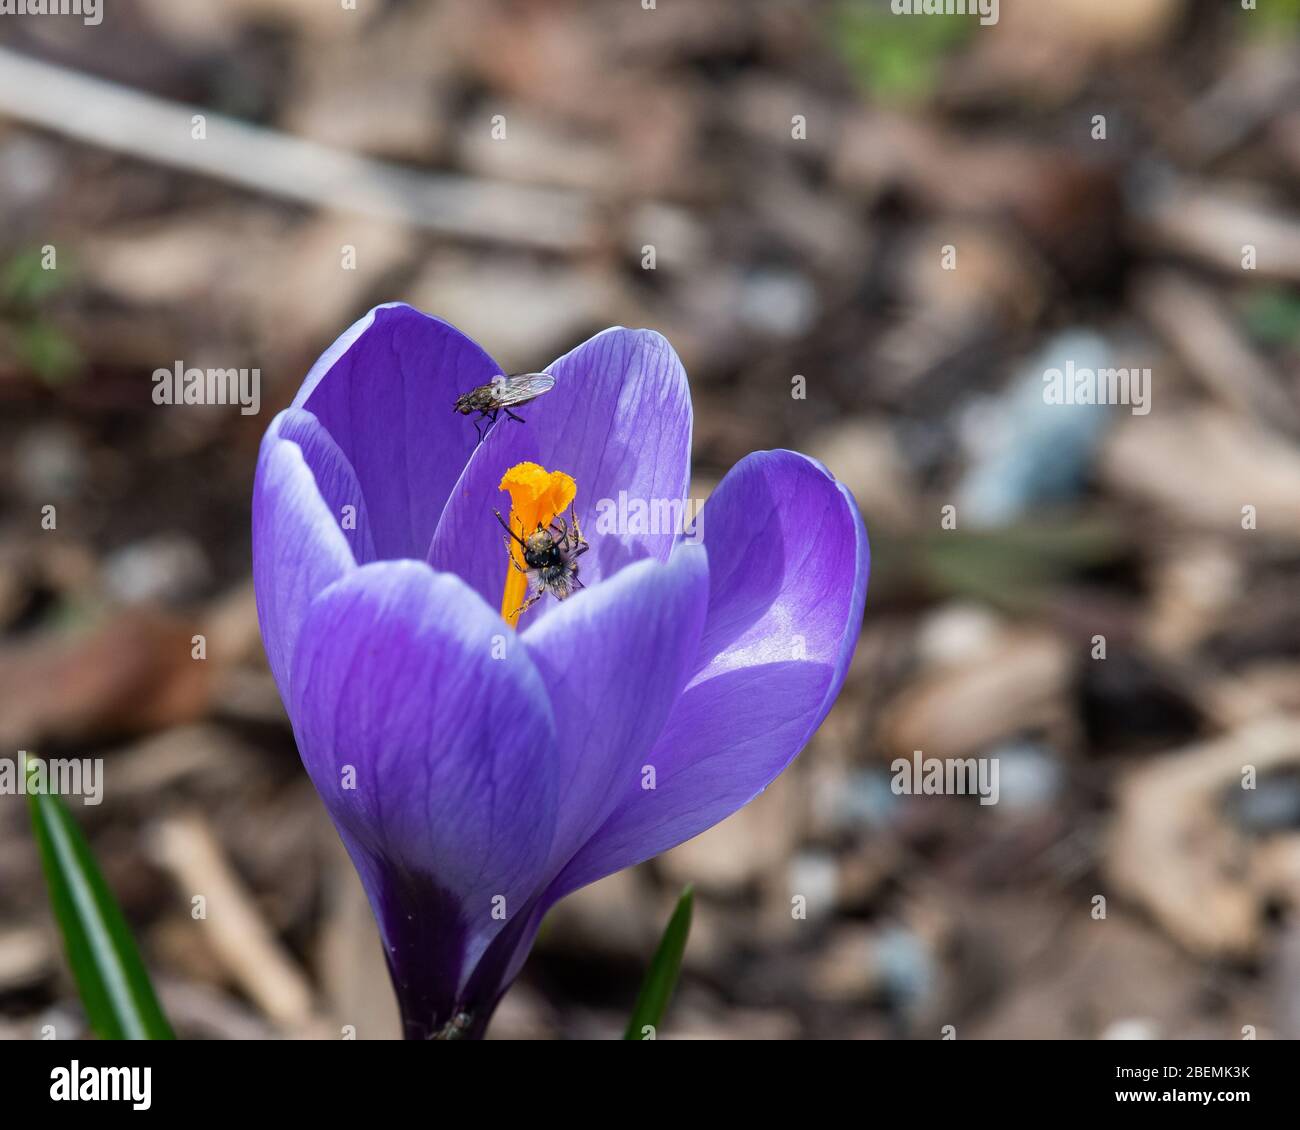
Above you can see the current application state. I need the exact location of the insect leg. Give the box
[502,535,528,570]
[513,590,544,618]
[572,512,589,557]
[504,408,526,424]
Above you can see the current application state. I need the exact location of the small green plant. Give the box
[1240,287,1300,347]
[624,886,694,1040]
[1,246,83,386]
[25,753,174,1040]
[829,1,974,103]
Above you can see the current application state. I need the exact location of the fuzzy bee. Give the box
[454,372,555,442]
[495,506,588,618]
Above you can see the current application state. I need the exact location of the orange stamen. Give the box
[498,462,577,629]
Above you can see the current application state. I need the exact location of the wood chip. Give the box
[147,813,319,1034]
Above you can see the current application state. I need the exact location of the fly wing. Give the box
[494,372,556,407]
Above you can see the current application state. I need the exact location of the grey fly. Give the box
[454,372,555,442]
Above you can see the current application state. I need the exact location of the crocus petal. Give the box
[460,546,710,1015]
[294,303,504,561]
[550,661,832,899]
[427,328,692,612]
[271,407,376,565]
[251,428,356,697]
[426,425,541,616]
[521,543,710,873]
[548,450,869,897]
[689,450,867,685]
[288,561,560,1038]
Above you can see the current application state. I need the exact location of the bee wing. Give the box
[494,372,556,407]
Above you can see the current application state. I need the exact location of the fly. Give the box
[454,372,555,442]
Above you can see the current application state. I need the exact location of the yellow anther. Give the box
[498,462,577,628]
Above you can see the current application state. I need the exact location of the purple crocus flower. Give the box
[252,304,868,1038]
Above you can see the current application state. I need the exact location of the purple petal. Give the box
[427,328,692,613]
[521,544,710,873]
[460,547,709,1021]
[251,425,356,696]
[689,450,867,685]
[288,561,560,1038]
[426,422,541,617]
[272,407,376,565]
[295,304,503,561]
[548,450,869,896]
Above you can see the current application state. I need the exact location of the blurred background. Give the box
[2,0,1299,1040]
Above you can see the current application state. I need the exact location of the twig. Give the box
[147,813,319,1034]
[1133,173,1300,283]
[1134,270,1299,432]
[0,46,596,251]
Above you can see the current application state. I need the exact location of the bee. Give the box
[495,505,589,618]
[454,372,555,442]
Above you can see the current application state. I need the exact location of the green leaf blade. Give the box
[26,757,173,1040]
[624,884,693,1041]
